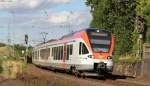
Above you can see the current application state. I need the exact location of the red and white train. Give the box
[32,28,115,75]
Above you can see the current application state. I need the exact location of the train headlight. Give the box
[107,56,112,60]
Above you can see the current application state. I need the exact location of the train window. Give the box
[53,47,56,60]
[60,47,61,60]
[59,46,63,60]
[37,50,39,59]
[52,46,64,60]
[67,45,70,60]
[38,50,40,59]
[87,30,111,52]
[58,46,60,60]
[40,50,43,59]
[58,46,61,60]
[36,51,38,59]
[59,47,61,60]
[79,42,89,55]
[37,51,39,59]
[36,51,37,59]
[79,42,82,55]
[55,47,57,60]
[40,49,43,59]
[34,51,37,59]
[53,46,59,60]
[54,47,56,60]
[49,48,51,57]
[82,43,89,54]
[58,47,59,60]
[69,44,73,55]
[58,47,60,60]
[60,46,63,60]
[40,48,50,60]
[55,47,58,60]
[52,47,54,57]
[46,48,50,59]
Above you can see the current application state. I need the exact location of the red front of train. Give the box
[75,29,115,73]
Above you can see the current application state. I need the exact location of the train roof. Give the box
[34,28,111,47]
[57,28,111,40]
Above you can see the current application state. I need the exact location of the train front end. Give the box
[86,29,115,74]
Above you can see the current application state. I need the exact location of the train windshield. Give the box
[87,29,111,52]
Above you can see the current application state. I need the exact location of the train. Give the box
[32,28,115,76]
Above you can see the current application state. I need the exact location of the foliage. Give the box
[86,0,136,55]
[0,56,27,79]
[14,44,26,57]
[113,54,142,63]
[136,0,150,16]
[0,43,6,47]
[0,45,29,79]
[27,46,33,57]
[136,0,150,43]
[146,29,150,43]
[0,44,32,60]
[14,44,33,58]
[86,0,150,56]
[0,46,11,56]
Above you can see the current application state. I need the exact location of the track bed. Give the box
[0,64,148,86]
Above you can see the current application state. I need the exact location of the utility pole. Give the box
[7,21,11,57]
[41,32,48,43]
[10,11,15,57]
[7,11,15,57]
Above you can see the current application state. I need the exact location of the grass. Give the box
[0,45,28,79]
[0,56,27,79]
[113,54,142,63]
[0,46,11,57]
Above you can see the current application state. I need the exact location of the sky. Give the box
[0,0,92,46]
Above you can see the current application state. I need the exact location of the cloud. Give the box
[0,0,71,12]
[48,11,90,25]
[0,11,91,30]
[0,11,92,45]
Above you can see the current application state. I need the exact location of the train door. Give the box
[62,43,67,69]
[79,42,93,65]
[68,41,81,68]
[63,43,74,69]
[63,44,67,63]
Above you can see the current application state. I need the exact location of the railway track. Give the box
[0,64,148,86]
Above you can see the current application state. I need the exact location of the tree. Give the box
[136,0,150,43]
[14,44,33,57]
[0,43,6,47]
[86,0,136,55]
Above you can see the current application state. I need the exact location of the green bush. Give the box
[146,28,150,43]
[113,54,142,63]
[0,56,27,79]
[0,43,6,47]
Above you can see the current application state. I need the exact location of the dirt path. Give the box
[0,64,149,86]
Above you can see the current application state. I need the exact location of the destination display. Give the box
[90,32,108,37]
